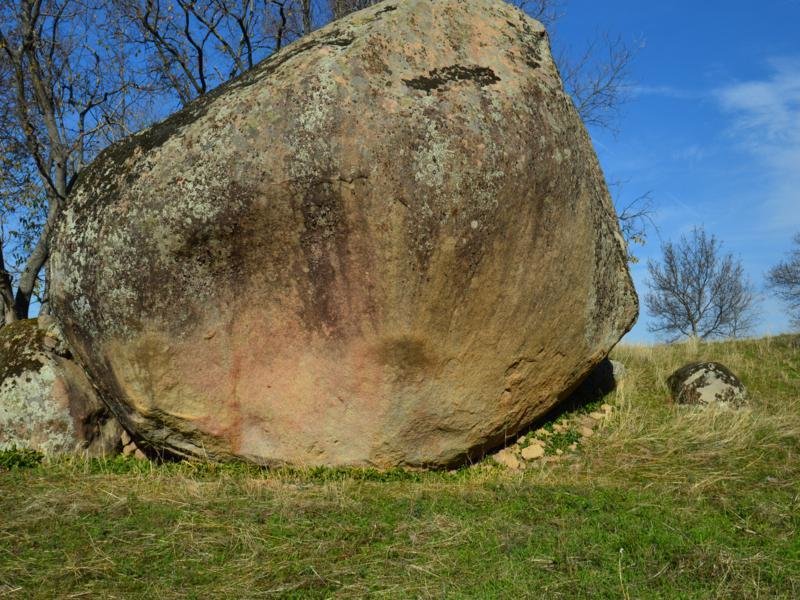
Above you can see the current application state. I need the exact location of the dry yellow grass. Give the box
[567,336,800,494]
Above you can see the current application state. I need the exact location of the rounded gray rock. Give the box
[667,362,748,408]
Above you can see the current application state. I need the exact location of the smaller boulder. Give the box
[667,362,748,408]
[610,360,627,381]
[0,318,123,456]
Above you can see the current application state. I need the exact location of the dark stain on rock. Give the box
[376,336,433,383]
[404,65,501,94]
[297,181,350,333]
[517,21,546,70]
[324,36,354,47]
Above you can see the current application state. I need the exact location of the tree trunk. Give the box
[0,246,16,325]
[14,195,60,319]
[300,0,313,35]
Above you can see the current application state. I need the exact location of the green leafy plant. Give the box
[0,446,43,470]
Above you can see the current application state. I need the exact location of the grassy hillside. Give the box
[1,336,798,598]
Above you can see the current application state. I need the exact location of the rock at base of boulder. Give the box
[667,362,748,408]
[520,443,545,461]
[0,318,123,456]
[493,448,522,470]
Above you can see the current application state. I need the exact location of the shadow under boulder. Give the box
[552,358,625,417]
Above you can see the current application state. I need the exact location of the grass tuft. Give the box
[0,447,43,470]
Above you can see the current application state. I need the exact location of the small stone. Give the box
[601,403,613,413]
[555,449,564,455]
[579,426,594,438]
[553,423,566,433]
[589,411,605,420]
[493,449,521,470]
[121,430,132,446]
[133,449,147,460]
[535,428,551,437]
[568,443,578,451]
[122,443,135,457]
[521,444,545,460]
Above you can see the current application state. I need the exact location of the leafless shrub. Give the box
[645,227,758,341]
[766,233,800,329]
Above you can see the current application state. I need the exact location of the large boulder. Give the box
[0,318,123,456]
[50,0,637,467]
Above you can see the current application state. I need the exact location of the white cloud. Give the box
[716,59,800,231]
[717,60,800,143]
[671,144,710,162]
[627,84,706,100]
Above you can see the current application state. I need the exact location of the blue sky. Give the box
[546,0,800,342]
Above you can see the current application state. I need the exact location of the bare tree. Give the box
[646,227,757,341]
[612,187,656,264]
[767,233,800,329]
[114,0,310,106]
[329,0,378,20]
[299,0,313,35]
[0,0,137,321]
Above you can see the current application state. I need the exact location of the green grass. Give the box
[1,335,799,598]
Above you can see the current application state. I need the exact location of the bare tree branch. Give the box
[558,34,635,132]
[0,0,139,320]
